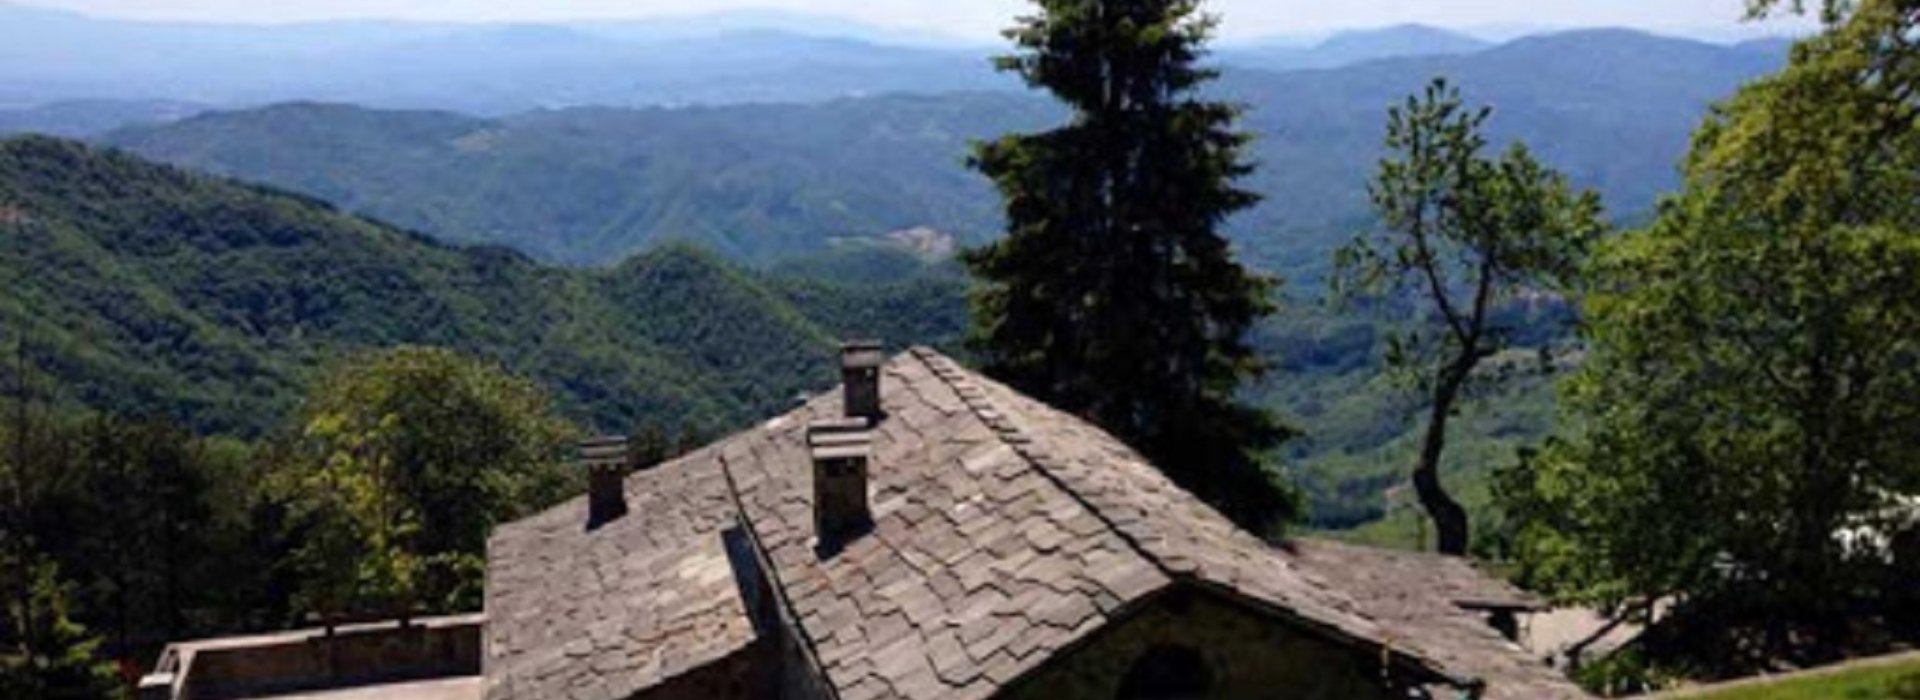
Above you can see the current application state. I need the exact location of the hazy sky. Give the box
[18,0,1810,40]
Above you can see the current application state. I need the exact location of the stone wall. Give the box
[177,615,482,700]
[1003,587,1400,700]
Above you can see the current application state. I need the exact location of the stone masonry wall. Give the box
[181,617,481,700]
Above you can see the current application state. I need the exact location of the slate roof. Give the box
[1291,540,1581,699]
[484,443,753,700]
[484,347,1589,700]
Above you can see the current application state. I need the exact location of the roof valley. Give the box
[716,437,846,700]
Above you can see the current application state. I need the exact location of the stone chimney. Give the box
[579,435,630,528]
[840,340,885,421]
[808,418,872,550]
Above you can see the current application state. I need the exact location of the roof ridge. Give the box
[906,346,1184,583]
[905,348,1485,690]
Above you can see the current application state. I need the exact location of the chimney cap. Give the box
[808,418,872,457]
[580,435,630,528]
[841,340,886,369]
[808,418,873,551]
[577,435,630,469]
[811,442,871,462]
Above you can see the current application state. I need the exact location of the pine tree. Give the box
[966,0,1295,531]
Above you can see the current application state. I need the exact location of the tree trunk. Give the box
[1416,366,1471,555]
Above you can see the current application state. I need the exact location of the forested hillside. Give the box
[102,30,1786,273]
[0,136,964,436]
[1,28,1793,539]
[106,96,1055,265]
[81,29,1783,538]
[0,134,1562,539]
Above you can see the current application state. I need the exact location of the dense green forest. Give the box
[0,347,595,686]
[0,136,970,681]
[0,135,965,437]
[0,132,1575,548]
[56,29,1789,544]
[0,134,1565,540]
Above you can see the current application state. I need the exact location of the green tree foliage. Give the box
[0,558,119,700]
[1497,0,1920,667]
[966,0,1296,531]
[1,360,118,700]
[1334,79,1603,554]
[0,136,962,438]
[1,371,290,668]
[62,417,211,651]
[283,347,577,616]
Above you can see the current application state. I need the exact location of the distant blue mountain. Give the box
[567,9,987,48]
[0,98,206,137]
[1220,24,1492,71]
[0,2,1006,114]
[100,30,1789,274]
[3,5,1686,117]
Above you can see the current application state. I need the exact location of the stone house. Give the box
[483,345,1590,700]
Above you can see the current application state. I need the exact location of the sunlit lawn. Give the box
[1677,656,1920,700]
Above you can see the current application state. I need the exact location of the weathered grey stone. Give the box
[483,348,1590,700]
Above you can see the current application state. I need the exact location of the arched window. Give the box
[1117,644,1214,700]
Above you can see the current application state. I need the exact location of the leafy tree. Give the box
[0,400,279,657]
[1333,79,1603,554]
[0,342,112,700]
[55,417,212,653]
[0,558,118,700]
[284,347,577,617]
[965,0,1296,531]
[1497,0,1920,667]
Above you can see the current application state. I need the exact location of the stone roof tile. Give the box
[484,449,755,700]
[722,352,1172,699]
[485,347,1588,700]
[912,348,1587,699]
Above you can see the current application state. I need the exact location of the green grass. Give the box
[1676,656,1920,700]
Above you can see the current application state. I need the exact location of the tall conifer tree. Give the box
[966,0,1294,530]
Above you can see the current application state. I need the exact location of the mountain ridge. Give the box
[1222,24,1492,71]
[0,135,963,435]
[98,30,1786,276]
[0,3,1798,115]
